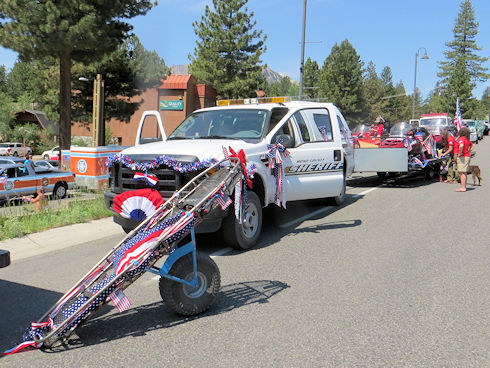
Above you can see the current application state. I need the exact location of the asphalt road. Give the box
[1,139,489,367]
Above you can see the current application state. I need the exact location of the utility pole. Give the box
[92,74,105,146]
[299,0,307,100]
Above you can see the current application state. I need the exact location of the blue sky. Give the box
[1,0,489,100]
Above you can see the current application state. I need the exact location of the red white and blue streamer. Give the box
[267,138,290,208]
[106,153,218,173]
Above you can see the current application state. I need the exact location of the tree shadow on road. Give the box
[39,279,290,353]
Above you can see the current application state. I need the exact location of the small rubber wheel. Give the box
[53,182,67,199]
[222,191,262,250]
[159,252,220,316]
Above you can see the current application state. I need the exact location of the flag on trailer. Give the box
[454,98,462,131]
[110,288,131,313]
[214,191,232,210]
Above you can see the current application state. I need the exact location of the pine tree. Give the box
[437,0,488,113]
[303,58,319,98]
[481,87,490,114]
[0,0,155,150]
[189,0,267,99]
[319,39,364,126]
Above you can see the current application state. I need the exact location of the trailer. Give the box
[354,147,448,180]
[4,152,249,355]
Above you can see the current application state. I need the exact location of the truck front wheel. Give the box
[222,191,262,250]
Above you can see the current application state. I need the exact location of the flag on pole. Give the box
[454,98,462,131]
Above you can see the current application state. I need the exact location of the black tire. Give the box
[43,154,50,160]
[0,249,10,268]
[327,173,346,206]
[13,151,18,157]
[53,182,68,199]
[222,191,262,250]
[159,252,220,316]
[377,172,388,180]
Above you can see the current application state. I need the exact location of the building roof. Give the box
[12,110,59,134]
[159,75,194,90]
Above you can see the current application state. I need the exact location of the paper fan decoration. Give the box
[113,189,164,222]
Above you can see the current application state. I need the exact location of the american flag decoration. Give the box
[2,318,55,356]
[454,98,462,131]
[318,126,328,142]
[267,138,290,208]
[109,288,131,313]
[214,191,232,210]
[113,211,196,276]
[411,157,428,168]
[133,171,159,186]
[424,135,434,157]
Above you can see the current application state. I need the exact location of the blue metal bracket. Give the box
[147,228,198,288]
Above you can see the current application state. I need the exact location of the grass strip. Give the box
[0,194,111,241]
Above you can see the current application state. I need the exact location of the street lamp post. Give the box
[412,47,429,119]
[299,0,307,100]
[79,74,105,146]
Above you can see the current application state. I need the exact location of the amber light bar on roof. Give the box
[217,96,288,106]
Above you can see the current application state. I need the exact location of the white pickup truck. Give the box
[104,102,354,249]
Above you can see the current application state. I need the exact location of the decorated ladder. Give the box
[4,149,252,355]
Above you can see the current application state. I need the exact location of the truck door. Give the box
[268,109,343,202]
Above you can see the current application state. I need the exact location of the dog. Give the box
[468,165,482,186]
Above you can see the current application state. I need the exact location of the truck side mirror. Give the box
[275,134,294,148]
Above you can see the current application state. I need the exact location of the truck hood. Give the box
[121,139,263,161]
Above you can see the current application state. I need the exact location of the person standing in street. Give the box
[441,128,458,183]
[456,127,472,192]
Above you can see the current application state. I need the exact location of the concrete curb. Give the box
[0,217,125,262]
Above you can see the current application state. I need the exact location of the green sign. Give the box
[159,100,183,111]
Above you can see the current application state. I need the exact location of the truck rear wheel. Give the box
[53,182,68,199]
[327,173,346,206]
[159,252,220,316]
[222,191,262,250]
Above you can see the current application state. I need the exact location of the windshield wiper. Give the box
[204,135,240,140]
[167,136,193,140]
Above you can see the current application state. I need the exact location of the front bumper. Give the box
[470,132,478,142]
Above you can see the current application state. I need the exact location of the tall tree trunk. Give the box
[59,52,72,152]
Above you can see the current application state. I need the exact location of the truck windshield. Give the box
[465,121,476,127]
[420,118,447,127]
[168,109,271,140]
[389,122,413,137]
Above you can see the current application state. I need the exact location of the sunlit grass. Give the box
[0,193,111,241]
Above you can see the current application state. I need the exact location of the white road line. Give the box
[279,206,333,229]
[209,247,233,258]
[279,185,383,228]
[353,186,382,198]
